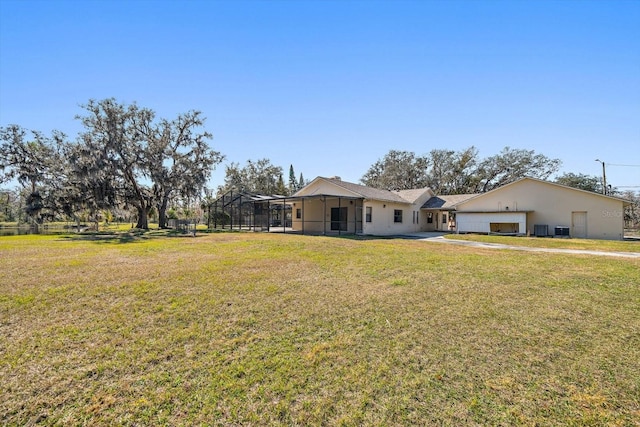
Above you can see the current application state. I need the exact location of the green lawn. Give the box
[1,233,639,426]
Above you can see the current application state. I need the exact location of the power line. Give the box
[607,163,640,167]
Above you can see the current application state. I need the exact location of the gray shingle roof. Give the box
[396,188,431,203]
[322,178,414,203]
[422,194,477,209]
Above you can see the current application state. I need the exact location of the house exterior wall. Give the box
[292,178,432,235]
[422,211,437,231]
[411,192,437,233]
[290,198,361,234]
[457,179,626,240]
[291,197,418,235]
[291,198,323,233]
[362,200,421,235]
[421,210,456,232]
[291,179,363,234]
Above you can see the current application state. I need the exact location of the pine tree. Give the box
[288,164,296,193]
[276,173,287,195]
[298,173,305,190]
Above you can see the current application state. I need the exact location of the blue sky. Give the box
[1,0,638,191]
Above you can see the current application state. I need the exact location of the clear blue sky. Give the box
[1,0,639,190]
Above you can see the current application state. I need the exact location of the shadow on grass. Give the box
[332,234,399,241]
[58,229,448,244]
[58,229,208,244]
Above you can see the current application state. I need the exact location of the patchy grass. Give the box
[446,233,640,253]
[1,233,639,426]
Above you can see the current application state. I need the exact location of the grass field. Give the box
[1,233,639,426]
[445,233,640,253]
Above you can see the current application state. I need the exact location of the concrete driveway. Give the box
[400,232,640,259]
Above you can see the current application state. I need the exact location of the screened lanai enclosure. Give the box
[207,190,364,235]
[206,191,289,232]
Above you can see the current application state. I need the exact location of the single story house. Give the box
[289,176,630,239]
[289,176,435,235]
[210,176,630,240]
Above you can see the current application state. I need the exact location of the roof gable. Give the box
[294,177,429,204]
[294,177,363,198]
[456,177,632,207]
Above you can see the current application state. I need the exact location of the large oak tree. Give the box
[0,125,66,229]
[361,150,429,191]
[219,158,284,195]
[75,98,223,229]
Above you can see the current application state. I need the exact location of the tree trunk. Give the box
[158,194,170,229]
[135,206,150,229]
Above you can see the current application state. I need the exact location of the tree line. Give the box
[361,147,565,194]
[1,99,223,229]
[360,147,637,199]
[0,99,310,230]
[2,99,638,230]
[217,160,306,197]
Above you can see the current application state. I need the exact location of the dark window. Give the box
[331,207,348,231]
[442,213,447,224]
[296,208,301,219]
[365,206,372,223]
[427,212,433,223]
[394,209,403,223]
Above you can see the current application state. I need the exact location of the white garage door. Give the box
[456,212,527,234]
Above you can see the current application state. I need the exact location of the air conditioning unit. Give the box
[554,226,570,237]
[534,224,548,237]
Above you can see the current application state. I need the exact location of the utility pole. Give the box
[595,159,607,195]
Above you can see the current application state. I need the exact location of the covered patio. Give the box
[207,190,364,235]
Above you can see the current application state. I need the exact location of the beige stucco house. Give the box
[287,176,630,240]
[289,177,434,235]
[453,177,630,240]
[211,176,629,240]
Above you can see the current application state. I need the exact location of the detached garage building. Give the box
[454,177,630,240]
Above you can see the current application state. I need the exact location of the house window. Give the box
[394,209,403,223]
[365,206,372,223]
[296,208,301,219]
[427,212,433,223]
[416,211,419,224]
[442,213,447,224]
